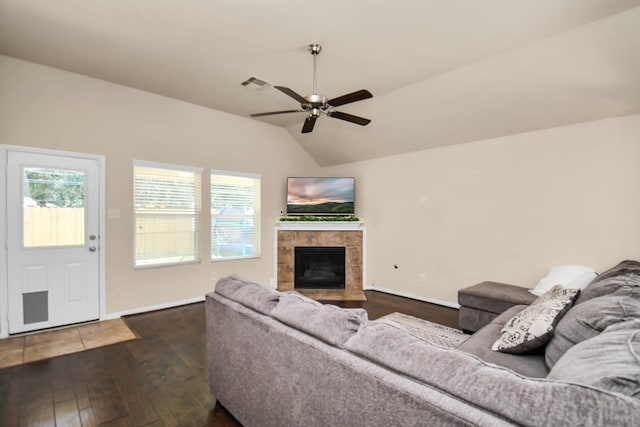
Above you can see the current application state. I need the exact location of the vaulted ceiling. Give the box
[1,1,639,166]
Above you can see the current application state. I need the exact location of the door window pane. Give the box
[23,167,85,247]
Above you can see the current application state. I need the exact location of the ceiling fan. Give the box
[250,44,373,133]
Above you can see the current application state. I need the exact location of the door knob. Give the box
[89,246,97,252]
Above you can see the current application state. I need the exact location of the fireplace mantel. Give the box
[274,222,366,301]
[276,221,364,231]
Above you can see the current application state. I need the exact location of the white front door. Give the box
[6,150,101,334]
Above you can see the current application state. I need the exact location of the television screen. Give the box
[287,177,355,216]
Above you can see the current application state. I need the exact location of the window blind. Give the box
[211,171,261,260]
[134,161,202,268]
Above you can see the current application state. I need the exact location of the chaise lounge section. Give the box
[458,281,537,333]
[206,260,640,426]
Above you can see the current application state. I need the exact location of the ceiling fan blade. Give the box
[301,116,317,133]
[327,89,373,107]
[275,86,307,104]
[328,111,371,126]
[250,109,301,117]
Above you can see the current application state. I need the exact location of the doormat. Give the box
[379,312,470,349]
[0,318,139,369]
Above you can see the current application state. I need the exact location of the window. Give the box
[22,167,86,247]
[211,170,261,260]
[133,161,202,268]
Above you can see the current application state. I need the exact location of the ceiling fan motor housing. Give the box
[306,94,326,107]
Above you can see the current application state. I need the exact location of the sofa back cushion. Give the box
[215,275,280,315]
[588,260,640,284]
[270,292,368,348]
[547,321,640,398]
[545,286,640,369]
[576,260,640,305]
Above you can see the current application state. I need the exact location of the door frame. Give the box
[0,145,106,338]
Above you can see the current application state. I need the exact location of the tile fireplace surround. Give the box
[275,222,366,301]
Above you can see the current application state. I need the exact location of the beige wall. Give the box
[0,55,321,315]
[325,114,640,304]
[3,55,639,314]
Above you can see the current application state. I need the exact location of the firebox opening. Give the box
[294,246,346,290]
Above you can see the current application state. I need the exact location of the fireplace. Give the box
[294,247,346,290]
[276,224,366,301]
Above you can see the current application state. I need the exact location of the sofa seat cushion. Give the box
[492,286,579,354]
[548,321,640,398]
[270,292,368,348]
[214,275,280,315]
[457,306,549,378]
[546,286,640,369]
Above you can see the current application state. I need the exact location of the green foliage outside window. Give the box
[24,169,85,208]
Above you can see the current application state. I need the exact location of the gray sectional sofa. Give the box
[206,260,640,426]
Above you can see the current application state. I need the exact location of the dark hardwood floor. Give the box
[0,290,458,426]
[330,290,459,328]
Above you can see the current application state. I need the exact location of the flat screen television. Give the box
[286,177,355,216]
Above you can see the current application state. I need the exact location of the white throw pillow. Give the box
[529,265,596,296]
[564,271,597,291]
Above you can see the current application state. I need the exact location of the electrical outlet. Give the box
[419,273,427,283]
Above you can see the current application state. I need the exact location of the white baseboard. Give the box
[103,288,458,320]
[367,285,460,309]
[104,295,206,320]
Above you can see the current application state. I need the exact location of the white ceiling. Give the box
[1,0,639,166]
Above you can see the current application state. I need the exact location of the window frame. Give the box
[210,169,261,262]
[133,160,203,269]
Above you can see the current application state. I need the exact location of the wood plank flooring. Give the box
[0,290,458,426]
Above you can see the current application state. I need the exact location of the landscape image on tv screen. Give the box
[287,177,355,215]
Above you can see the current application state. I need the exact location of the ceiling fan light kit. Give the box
[250,43,373,133]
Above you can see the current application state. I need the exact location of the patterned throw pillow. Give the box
[492,285,580,354]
